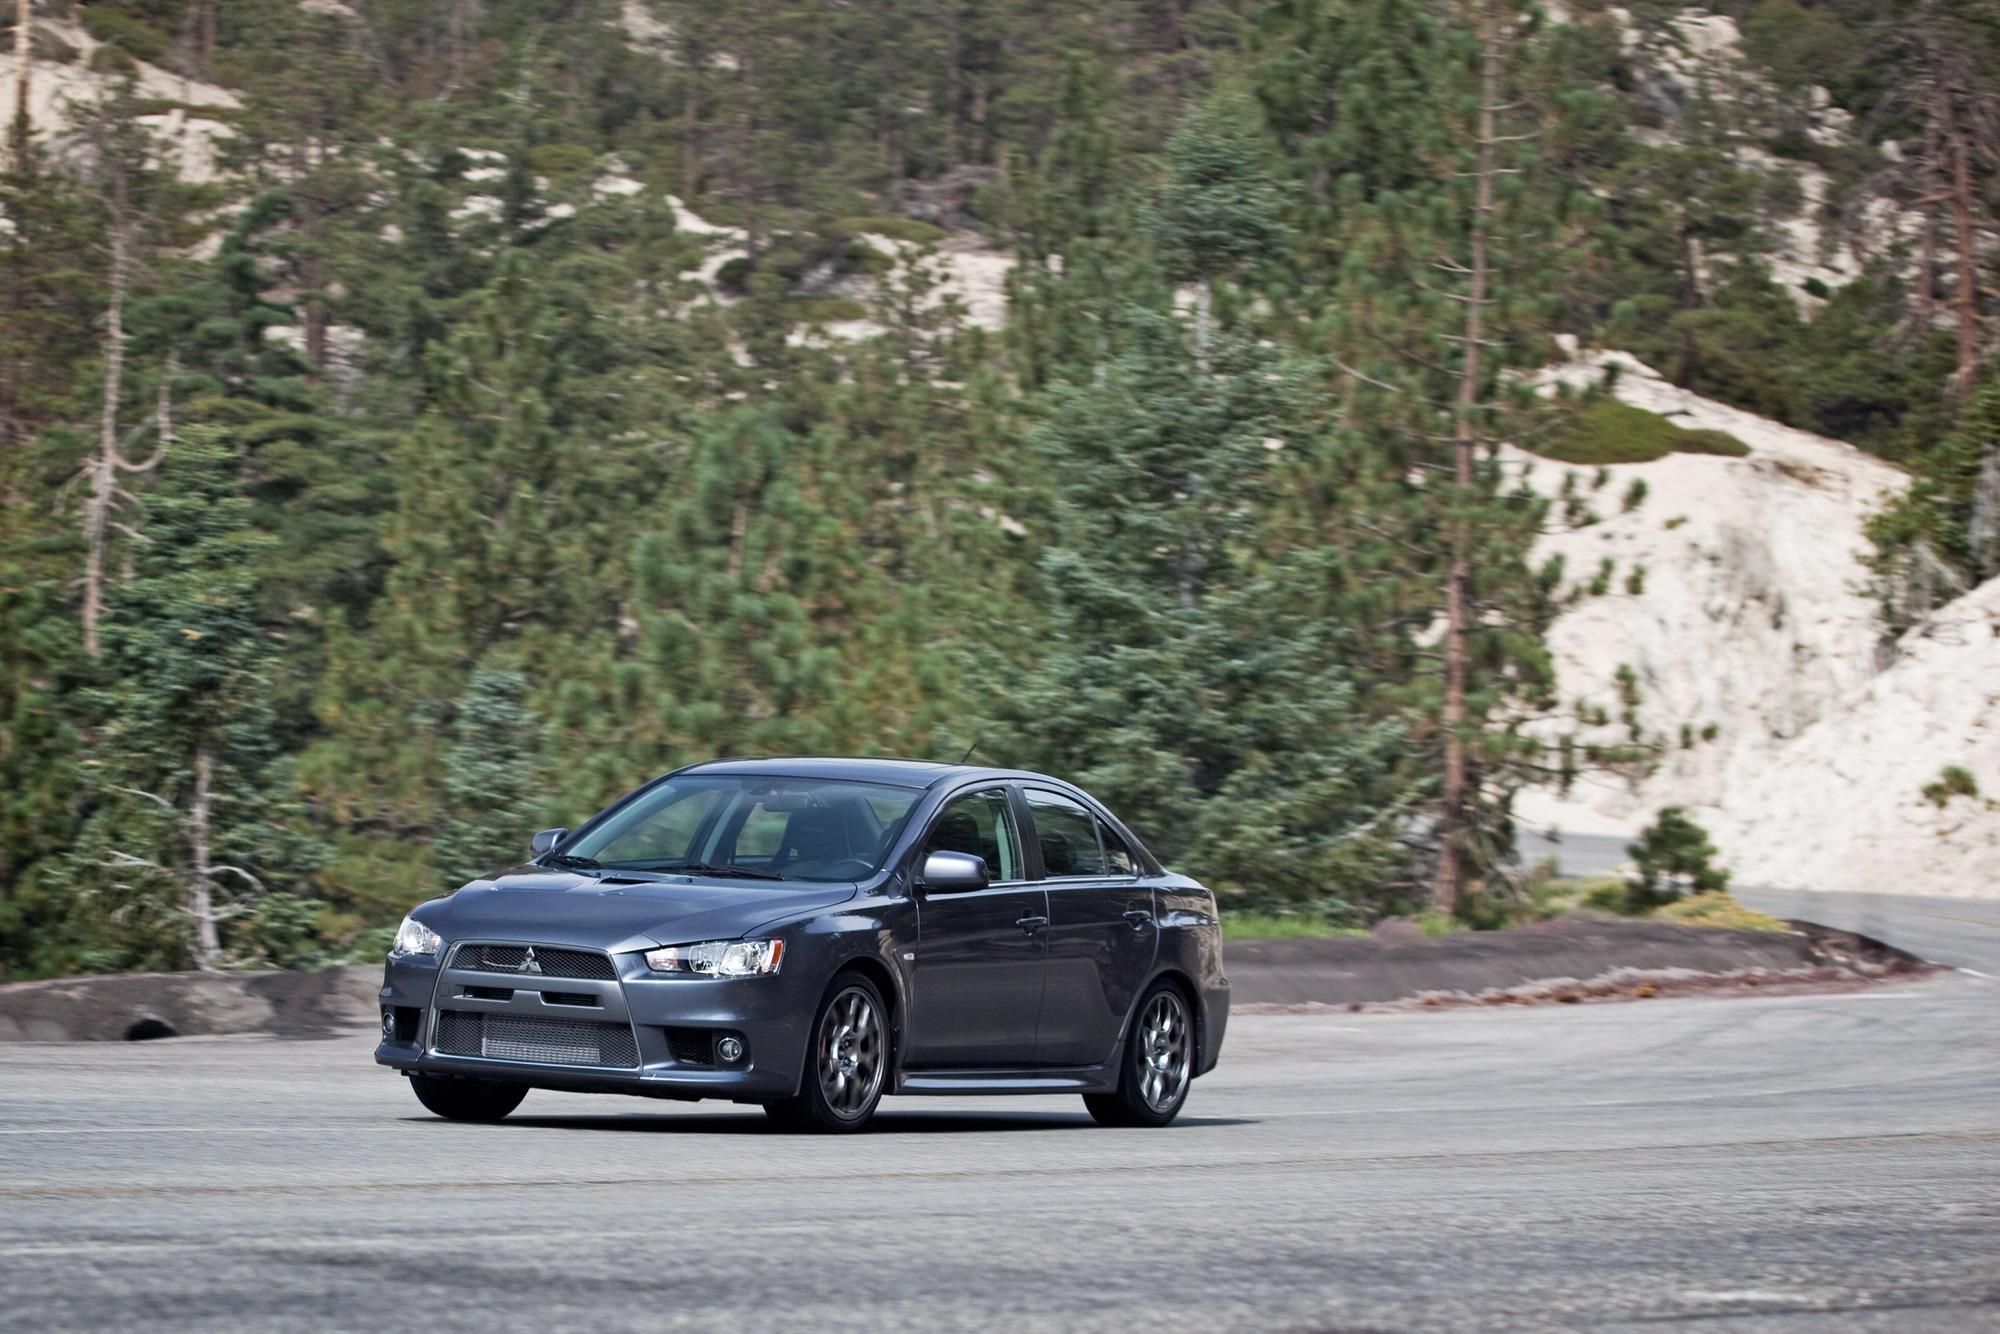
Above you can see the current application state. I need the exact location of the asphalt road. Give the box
[3,906,1996,1332]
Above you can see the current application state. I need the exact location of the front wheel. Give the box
[765,973,889,1133]
[1084,983,1194,1128]
[409,1073,527,1122]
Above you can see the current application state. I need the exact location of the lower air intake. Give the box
[434,1011,639,1068]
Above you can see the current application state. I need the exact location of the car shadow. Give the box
[461,1109,1256,1134]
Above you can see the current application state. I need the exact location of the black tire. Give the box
[1085,981,1195,1128]
[764,972,890,1133]
[409,1073,528,1122]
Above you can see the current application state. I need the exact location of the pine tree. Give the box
[1262,0,1592,911]
[1871,383,2000,623]
[433,669,547,884]
[66,429,302,971]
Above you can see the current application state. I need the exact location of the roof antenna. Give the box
[958,738,981,765]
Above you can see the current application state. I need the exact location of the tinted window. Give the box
[1026,790,1105,877]
[565,776,921,882]
[922,788,1024,882]
[1097,819,1136,875]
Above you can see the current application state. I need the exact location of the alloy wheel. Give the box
[816,985,885,1120]
[1136,991,1191,1112]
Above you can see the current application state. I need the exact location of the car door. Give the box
[905,786,1048,1068]
[1022,787,1157,1067]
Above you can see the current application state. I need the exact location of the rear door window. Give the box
[1097,820,1136,876]
[1024,790,1106,878]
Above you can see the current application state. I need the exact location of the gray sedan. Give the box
[375,756,1229,1131]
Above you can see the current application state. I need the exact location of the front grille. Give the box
[452,943,616,980]
[434,1012,639,1068]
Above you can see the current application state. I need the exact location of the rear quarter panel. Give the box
[1153,877,1229,1075]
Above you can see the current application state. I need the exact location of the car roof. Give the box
[680,755,1040,790]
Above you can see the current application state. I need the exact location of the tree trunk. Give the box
[681,67,701,196]
[449,0,467,89]
[1945,98,1979,401]
[83,171,131,660]
[10,0,28,162]
[969,73,988,163]
[189,745,222,969]
[1914,105,1940,333]
[942,5,962,166]
[1434,0,1500,914]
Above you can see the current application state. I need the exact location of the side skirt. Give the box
[894,1050,1122,1097]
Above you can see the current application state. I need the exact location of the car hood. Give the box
[421,867,859,955]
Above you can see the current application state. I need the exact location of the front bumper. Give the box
[373,942,808,1101]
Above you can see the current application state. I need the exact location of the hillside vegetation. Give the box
[0,0,1995,976]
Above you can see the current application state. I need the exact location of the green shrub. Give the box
[1579,877,1636,914]
[788,295,870,325]
[1624,806,1730,909]
[1921,764,1980,809]
[835,215,946,245]
[1411,908,1462,939]
[713,255,753,294]
[1652,891,1786,932]
[31,27,81,63]
[1622,478,1648,512]
[232,892,338,969]
[81,5,168,62]
[1535,399,1750,466]
[1221,911,1364,941]
[527,143,598,178]
[845,241,895,278]
[87,42,137,74]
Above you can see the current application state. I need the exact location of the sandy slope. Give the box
[1513,352,1997,898]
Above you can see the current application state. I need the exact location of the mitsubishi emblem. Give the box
[518,947,543,975]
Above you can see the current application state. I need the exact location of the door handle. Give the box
[1015,915,1048,934]
[1123,910,1154,931]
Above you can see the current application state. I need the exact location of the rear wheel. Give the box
[1084,983,1194,1128]
[765,973,889,1133]
[409,1073,527,1122]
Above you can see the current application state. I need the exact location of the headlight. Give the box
[390,915,443,957]
[644,938,785,977]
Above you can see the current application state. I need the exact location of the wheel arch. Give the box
[827,951,903,1067]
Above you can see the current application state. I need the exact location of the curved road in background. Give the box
[1,873,1994,1331]
[1520,828,2000,973]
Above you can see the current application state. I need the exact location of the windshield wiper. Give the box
[616,859,788,881]
[542,852,602,871]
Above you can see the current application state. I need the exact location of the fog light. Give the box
[381,1009,396,1038]
[716,1036,745,1063]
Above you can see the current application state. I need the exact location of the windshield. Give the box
[557,775,922,883]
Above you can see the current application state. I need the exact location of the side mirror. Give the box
[530,827,569,856]
[919,850,990,893]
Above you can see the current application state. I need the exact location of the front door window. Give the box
[923,788,1024,882]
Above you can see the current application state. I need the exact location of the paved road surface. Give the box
[3,901,1995,1331]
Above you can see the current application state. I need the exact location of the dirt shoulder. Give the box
[0,917,1936,1042]
[1229,917,1935,1011]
